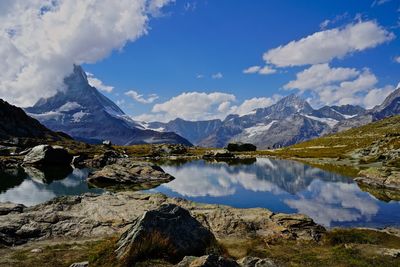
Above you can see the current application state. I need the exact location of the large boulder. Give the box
[226,143,257,152]
[202,150,235,160]
[151,144,188,156]
[23,145,72,166]
[87,159,174,190]
[115,204,218,265]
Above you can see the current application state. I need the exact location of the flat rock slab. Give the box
[87,159,174,190]
[0,192,325,246]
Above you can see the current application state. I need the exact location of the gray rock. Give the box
[87,159,174,190]
[23,145,72,166]
[69,261,89,267]
[115,204,218,265]
[151,144,188,156]
[177,254,239,267]
[0,202,24,215]
[237,256,277,267]
[202,150,234,159]
[0,192,325,247]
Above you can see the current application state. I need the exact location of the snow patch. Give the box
[303,114,338,127]
[57,102,82,112]
[72,111,88,123]
[243,121,277,138]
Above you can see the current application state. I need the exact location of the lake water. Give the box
[0,158,399,228]
[151,158,400,228]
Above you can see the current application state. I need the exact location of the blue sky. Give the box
[1,0,399,122]
[81,0,400,122]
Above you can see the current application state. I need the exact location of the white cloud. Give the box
[196,74,204,79]
[0,0,173,107]
[372,0,391,7]
[284,64,396,107]
[211,72,223,79]
[284,64,360,91]
[125,90,159,104]
[86,72,114,93]
[133,91,281,122]
[395,56,400,63]
[263,21,394,67]
[230,95,282,116]
[243,66,261,74]
[363,85,395,108]
[243,65,276,75]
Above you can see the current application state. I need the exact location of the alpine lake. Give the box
[1,157,399,228]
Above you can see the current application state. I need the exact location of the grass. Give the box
[264,115,400,159]
[2,229,400,267]
[219,229,400,267]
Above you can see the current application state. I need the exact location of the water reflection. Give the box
[0,167,101,206]
[152,159,400,228]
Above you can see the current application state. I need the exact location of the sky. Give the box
[1,0,399,122]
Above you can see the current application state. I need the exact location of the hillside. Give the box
[274,115,400,159]
[0,99,60,142]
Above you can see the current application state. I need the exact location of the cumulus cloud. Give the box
[284,64,395,107]
[86,72,114,93]
[211,72,223,79]
[133,91,281,122]
[125,90,159,104]
[0,0,173,107]
[263,21,394,67]
[395,56,400,63]
[243,66,261,74]
[284,64,360,91]
[243,65,276,75]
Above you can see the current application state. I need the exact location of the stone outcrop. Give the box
[202,150,235,160]
[116,204,217,264]
[87,159,174,190]
[226,143,257,152]
[237,256,278,267]
[177,254,239,267]
[23,145,72,166]
[0,192,325,247]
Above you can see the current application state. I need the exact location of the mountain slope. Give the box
[0,99,60,141]
[331,87,400,133]
[197,95,364,149]
[26,66,191,146]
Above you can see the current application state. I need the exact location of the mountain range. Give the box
[26,66,192,146]
[146,87,400,149]
[23,65,400,149]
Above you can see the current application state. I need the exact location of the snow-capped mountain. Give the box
[331,86,400,133]
[26,66,191,146]
[147,94,366,149]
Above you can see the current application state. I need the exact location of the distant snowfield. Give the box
[243,120,277,138]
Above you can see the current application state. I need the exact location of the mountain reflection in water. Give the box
[150,158,400,228]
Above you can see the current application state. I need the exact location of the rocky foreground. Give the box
[0,191,324,247]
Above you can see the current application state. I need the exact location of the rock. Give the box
[72,155,87,168]
[115,204,218,265]
[151,144,188,156]
[69,261,89,267]
[85,150,121,168]
[0,192,325,247]
[102,140,112,147]
[237,256,277,267]
[177,254,239,267]
[270,213,325,241]
[87,159,174,190]
[0,203,24,215]
[202,150,235,160]
[226,143,257,152]
[23,165,73,184]
[23,145,72,166]
[30,248,43,253]
[380,248,400,258]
